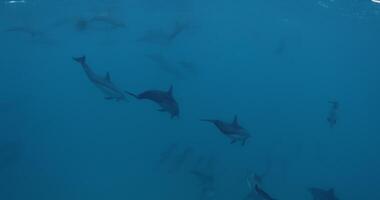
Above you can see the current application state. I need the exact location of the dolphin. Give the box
[159,144,178,164]
[73,56,127,101]
[190,169,216,200]
[190,169,214,186]
[145,54,183,78]
[168,147,193,173]
[309,188,339,200]
[125,85,180,118]
[137,21,190,45]
[75,15,126,31]
[201,115,250,146]
[167,21,191,41]
[255,184,277,200]
[327,101,339,128]
[4,26,43,37]
[244,172,261,200]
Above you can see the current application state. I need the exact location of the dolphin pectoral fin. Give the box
[157,108,166,112]
[230,139,237,144]
[104,96,114,100]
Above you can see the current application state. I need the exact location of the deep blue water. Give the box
[1,0,380,199]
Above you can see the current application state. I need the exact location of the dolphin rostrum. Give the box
[73,56,127,101]
[125,85,179,118]
[201,115,250,146]
[309,187,339,200]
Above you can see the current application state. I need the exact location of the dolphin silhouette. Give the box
[73,56,127,101]
[201,115,250,146]
[125,85,179,118]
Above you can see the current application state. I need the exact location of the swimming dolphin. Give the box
[244,173,261,200]
[190,169,216,200]
[168,147,193,173]
[75,15,126,31]
[72,56,127,101]
[137,21,190,45]
[255,184,277,200]
[327,101,339,128]
[145,54,182,78]
[201,115,250,146]
[4,26,43,37]
[159,144,178,164]
[309,188,339,200]
[125,85,180,118]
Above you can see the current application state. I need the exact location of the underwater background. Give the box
[1,0,380,199]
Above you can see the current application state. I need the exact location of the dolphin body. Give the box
[73,56,127,101]
[125,86,179,118]
[309,188,339,200]
[201,115,250,146]
[255,184,277,200]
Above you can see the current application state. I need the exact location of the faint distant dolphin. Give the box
[167,21,191,41]
[190,169,215,199]
[255,184,277,200]
[72,56,127,101]
[309,187,339,200]
[201,115,250,146]
[244,173,261,200]
[168,147,193,173]
[159,144,178,164]
[4,27,43,37]
[145,54,183,78]
[125,85,180,118]
[327,101,339,128]
[75,15,126,31]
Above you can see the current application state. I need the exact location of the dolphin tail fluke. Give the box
[125,90,138,99]
[73,56,86,64]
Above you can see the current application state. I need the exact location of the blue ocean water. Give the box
[0,0,379,199]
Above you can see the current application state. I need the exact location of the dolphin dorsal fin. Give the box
[105,72,111,82]
[168,85,173,96]
[232,115,240,127]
